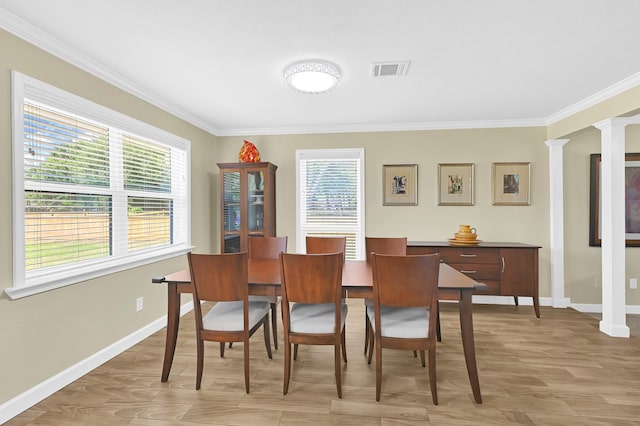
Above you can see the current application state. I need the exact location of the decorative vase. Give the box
[238,140,261,163]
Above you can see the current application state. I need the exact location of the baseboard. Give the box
[471,295,553,306]
[0,301,194,425]
[570,303,640,314]
[570,303,602,313]
[471,297,640,315]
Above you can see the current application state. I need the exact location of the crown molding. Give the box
[0,7,220,136]
[217,118,547,137]
[545,72,640,126]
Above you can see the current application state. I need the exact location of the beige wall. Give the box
[0,29,217,403]
[216,123,640,311]
[217,128,552,296]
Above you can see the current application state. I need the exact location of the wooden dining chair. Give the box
[279,252,347,398]
[187,252,272,392]
[248,235,288,350]
[305,235,346,258]
[364,237,407,354]
[299,235,347,358]
[364,237,442,357]
[368,252,440,404]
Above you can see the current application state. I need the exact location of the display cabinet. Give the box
[218,162,277,253]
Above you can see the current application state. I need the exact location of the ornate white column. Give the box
[593,118,630,337]
[545,139,570,308]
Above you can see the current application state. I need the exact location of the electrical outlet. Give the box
[631,278,638,290]
[136,297,144,312]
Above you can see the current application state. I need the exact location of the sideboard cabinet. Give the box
[218,162,277,253]
[407,241,540,317]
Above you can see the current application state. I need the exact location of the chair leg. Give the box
[367,326,374,364]
[364,315,370,354]
[429,347,438,405]
[270,302,278,350]
[341,327,348,363]
[196,337,204,390]
[244,337,250,393]
[220,342,225,357]
[419,350,426,367]
[263,320,273,359]
[335,337,343,398]
[283,342,292,395]
[514,296,519,306]
[294,343,299,360]
[436,301,442,342]
[375,337,382,401]
[229,342,233,348]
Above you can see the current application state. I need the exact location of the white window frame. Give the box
[296,148,365,259]
[7,71,191,299]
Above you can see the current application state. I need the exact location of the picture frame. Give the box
[492,162,531,205]
[589,153,640,247]
[383,164,418,206]
[438,163,475,205]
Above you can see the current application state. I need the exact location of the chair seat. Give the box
[290,302,348,334]
[203,300,271,331]
[367,305,431,338]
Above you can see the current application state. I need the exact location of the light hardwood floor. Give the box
[6,300,640,425]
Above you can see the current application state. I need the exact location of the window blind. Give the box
[23,103,112,270]
[297,149,365,260]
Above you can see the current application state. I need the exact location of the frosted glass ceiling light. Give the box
[284,60,341,94]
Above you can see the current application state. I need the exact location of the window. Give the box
[7,72,191,299]
[296,148,365,259]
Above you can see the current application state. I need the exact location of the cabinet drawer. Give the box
[473,280,500,295]
[447,263,500,280]
[438,247,500,264]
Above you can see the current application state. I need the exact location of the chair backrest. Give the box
[280,252,343,305]
[365,237,407,262]
[187,252,248,303]
[248,236,288,259]
[305,236,346,256]
[371,253,440,308]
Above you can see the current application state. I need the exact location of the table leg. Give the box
[161,282,181,382]
[459,289,482,403]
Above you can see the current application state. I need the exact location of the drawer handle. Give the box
[501,256,505,272]
[460,254,477,258]
[460,270,477,274]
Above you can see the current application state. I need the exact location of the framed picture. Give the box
[589,153,640,247]
[438,163,475,205]
[383,164,418,206]
[492,162,531,205]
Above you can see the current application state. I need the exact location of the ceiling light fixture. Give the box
[284,60,341,94]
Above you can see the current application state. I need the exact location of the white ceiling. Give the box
[2,0,640,136]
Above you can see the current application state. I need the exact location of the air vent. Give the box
[371,61,411,77]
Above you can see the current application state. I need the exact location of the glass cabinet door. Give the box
[222,170,241,252]
[247,170,264,233]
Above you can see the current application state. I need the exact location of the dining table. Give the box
[153,258,484,403]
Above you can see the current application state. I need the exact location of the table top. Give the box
[158,259,479,290]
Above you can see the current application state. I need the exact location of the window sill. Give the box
[5,246,193,300]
